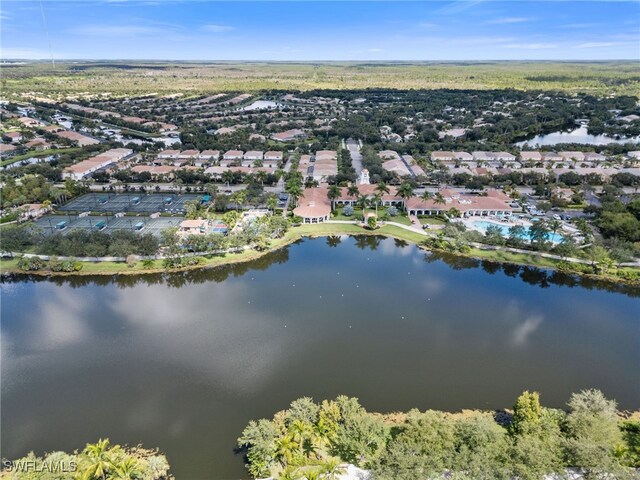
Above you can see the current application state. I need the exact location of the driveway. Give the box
[346,138,363,175]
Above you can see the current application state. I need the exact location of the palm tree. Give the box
[448,207,461,219]
[266,196,278,214]
[320,458,346,480]
[231,190,247,211]
[420,190,432,202]
[347,183,359,199]
[275,435,297,468]
[221,170,234,188]
[289,420,311,460]
[375,181,390,197]
[279,465,300,480]
[305,470,321,480]
[371,192,382,216]
[397,182,414,211]
[112,457,143,480]
[287,184,302,208]
[356,194,368,218]
[256,170,268,186]
[327,185,341,211]
[80,439,114,480]
[548,219,562,238]
[432,192,446,216]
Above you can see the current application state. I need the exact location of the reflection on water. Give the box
[2,237,639,479]
[516,125,640,147]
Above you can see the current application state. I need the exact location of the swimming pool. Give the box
[470,220,565,243]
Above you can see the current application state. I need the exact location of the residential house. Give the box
[0,144,16,157]
[454,152,474,162]
[223,150,244,161]
[18,117,44,128]
[56,130,100,147]
[157,149,180,160]
[271,129,307,142]
[583,152,606,163]
[5,132,22,143]
[559,151,585,163]
[378,150,401,161]
[382,158,412,176]
[264,151,283,167]
[243,150,264,167]
[519,151,542,163]
[177,150,200,160]
[543,152,563,163]
[19,203,50,220]
[63,148,133,180]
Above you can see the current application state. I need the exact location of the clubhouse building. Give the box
[294,186,514,223]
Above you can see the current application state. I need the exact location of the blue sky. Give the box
[1,1,639,60]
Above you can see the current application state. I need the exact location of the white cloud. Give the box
[418,22,438,28]
[486,17,533,24]
[505,43,558,50]
[449,36,515,46]
[562,23,599,29]
[503,301,544,347]
[438,0,485,15]
[201,24,234,33]
[70,24,166,36]
[575,41,630,48]
[367,48,385,53]
[511,314,544,346]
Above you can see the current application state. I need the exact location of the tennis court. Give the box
[34,214,184,238]
[58,193,205,214]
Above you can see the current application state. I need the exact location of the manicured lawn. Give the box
[332,207,413,226]
[418,216,447,225]
[467,248,561,269]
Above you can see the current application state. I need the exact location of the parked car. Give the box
[552,214,561,221]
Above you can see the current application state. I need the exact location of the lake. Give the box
[2,236,639,479]
[515,125,640,147]
[241,100,280,111]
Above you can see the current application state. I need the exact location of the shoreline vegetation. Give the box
[7,392,639,480]
[237,390,640,480]
[3,439,171,480]
[1,223,639,286]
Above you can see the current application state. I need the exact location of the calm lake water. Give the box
[2,236,639,479]
[516,125,640,147]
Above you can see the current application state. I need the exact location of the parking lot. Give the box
[58,193,205,214]
[34,214,184,238]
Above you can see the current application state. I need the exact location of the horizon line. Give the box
[2,58,639,62]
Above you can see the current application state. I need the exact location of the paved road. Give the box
[346,138,363,176]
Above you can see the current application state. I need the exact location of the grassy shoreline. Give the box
[1,223,638,285]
